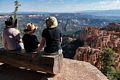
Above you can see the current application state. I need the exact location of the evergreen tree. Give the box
[100,48,117,80]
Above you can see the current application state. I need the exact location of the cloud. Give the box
[1,0,120,13]
[44,0,120,12]
[19,0,120,12]
[46,0,64,4]
[79,0,120,10]
[60,0,120,12]
[38,0,120,12]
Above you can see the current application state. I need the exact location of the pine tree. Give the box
[100,48,117,80]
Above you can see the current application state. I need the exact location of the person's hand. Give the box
[37,48,44,53]
[32,53,37,59]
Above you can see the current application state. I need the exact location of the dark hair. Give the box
[5,21,12,26]
[5,16,13,26]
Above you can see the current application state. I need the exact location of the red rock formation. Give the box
[74,47,101,68]
[80,27,120,54]
[74,47,120,69]
[76,27,120,69]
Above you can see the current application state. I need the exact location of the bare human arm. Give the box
[60,37,62,43]
[38,37,46,51]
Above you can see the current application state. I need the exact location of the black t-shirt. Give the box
[42,27,62,53]
[22,34,39,52]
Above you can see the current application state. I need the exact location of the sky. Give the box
[0,0,120,13]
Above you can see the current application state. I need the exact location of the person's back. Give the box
[42,27,62,53]
[38,16,62,54]
[23,34,39,52]
[22,23,39,53]
[3,28,21,50]
[2,16,24,51]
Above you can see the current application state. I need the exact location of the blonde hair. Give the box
[46,16,58,28]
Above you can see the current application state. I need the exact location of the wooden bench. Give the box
[0,49,63,75]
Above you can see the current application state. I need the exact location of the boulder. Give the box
[0,58,108,80]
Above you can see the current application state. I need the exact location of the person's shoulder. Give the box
[55,28,61,32]
[15,28,20,32]
[23,34,28,37]
[22,34,29,40]
[11,28,20,33]
[42,28,48,33]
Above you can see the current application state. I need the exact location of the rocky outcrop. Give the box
[74,47,101,68]
[80,27,120,51]
[74,47,120,69]
[60,59,108,80]
[0,58,108,80]
[75,27,120,69]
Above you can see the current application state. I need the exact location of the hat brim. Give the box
[24,28,37,33]
[24,25,38,32]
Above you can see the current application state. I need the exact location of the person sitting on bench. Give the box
[2,16,24,51]
[22,23,39,56]
[38,16,62,55]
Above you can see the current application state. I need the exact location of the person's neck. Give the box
[7,26,12,28]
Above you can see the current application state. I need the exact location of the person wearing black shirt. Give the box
[38,16,62,54]
[22,23,39,53]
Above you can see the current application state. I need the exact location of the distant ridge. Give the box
[0,12,50,15]
[81,9,120,17]
[1,9,120,16]
[0,11,77,15]
[17,12,50,14]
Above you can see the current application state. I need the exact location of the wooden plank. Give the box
[0,49,63,74]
